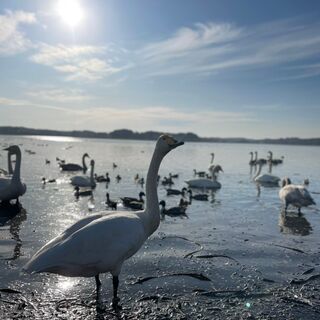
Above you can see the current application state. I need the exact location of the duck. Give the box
[105,193,118,210]
[253,160,280,186]
[42,177,56,185]
[159,200,187,217]
[166,187,187,196]
[186,165,223,189]
[95,172,110,183]
[120,192,145,206]
[23,135,184,310]
[0,146,26,203]
[279,177,316,214]
[74,186,93,197]
[193,169,206,177]
[187,189,208,201]
[70,160,96,189]
[60,153,90,173]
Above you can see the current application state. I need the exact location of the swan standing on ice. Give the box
[279,177,315,214]
[23,135,184,309]
[70,160,96,189]
[60,153,90,172]
[0,146,26,203]
[253,160,280,186]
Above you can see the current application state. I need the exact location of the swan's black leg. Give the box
[95,274,101,291]
[112,276,122,310]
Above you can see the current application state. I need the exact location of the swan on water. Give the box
[23,135,184,309]
[279,177,316,214]
[267,151,283,165]
[60,153,89,172]
[253,160,280,186]
[186,165,223,189]
[0,146,26,203]
[70,160,96,189]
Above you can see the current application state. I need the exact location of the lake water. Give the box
[0,135,319,319]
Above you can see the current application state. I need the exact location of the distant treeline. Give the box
[0,126,319,146]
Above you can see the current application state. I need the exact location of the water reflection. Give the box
[0,202,27,260]
[278,210,312,236]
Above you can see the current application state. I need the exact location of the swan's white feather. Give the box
[24,211,145,277]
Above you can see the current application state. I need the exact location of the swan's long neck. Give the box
[269,152,273,161]
[82,155,87,172]
[253,162,262,179]
[210,153,215,164]
[254,152,258,162]
[142,148,163,236]
[8,151,14,175]
[90,163,94,184]
[249,153,253,162]
[12,149,21,182]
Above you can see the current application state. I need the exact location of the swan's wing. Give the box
[24,212,111,263]
[24,213,146,276]
[297,186,316,204]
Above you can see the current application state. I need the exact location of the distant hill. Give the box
[0,126,319,146]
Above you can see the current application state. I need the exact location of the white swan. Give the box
[70,160,96,189]
[0,146,26,203]
[279,177,315,214]
[60,153,89,172]
[186,165,223,189]
[23,135,184,309]
[253,160,280,185]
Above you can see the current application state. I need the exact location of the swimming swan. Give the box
[253,160,280,185]
[186,165,223,189]
[70,160,96,189]
[279,177,315,214]
[23,135,184,309]
[60,153,89,172]
[0,146,26,203]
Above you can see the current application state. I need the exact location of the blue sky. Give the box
[0,0,320,138]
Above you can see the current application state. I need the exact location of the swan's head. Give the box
[139,191,146,197]
[157,135,184,155]
[281,177,292,187]
[83,153,90,158]
[213,165,223,173]
[90,159,95,166]
[3,145,21,155]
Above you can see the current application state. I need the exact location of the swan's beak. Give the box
[3,147,9,151]
[170,140,184,149]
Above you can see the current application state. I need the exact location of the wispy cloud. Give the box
[138,19,320,78]
[30,43,131,81]
[0,10,36,55]
[26,87,92,102]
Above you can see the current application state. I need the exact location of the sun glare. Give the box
[56,0,84,27]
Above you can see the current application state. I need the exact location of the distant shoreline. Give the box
[0,126,319,146]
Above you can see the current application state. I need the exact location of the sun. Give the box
[56,0,84,27]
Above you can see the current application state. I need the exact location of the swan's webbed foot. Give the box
[112,297,122,310]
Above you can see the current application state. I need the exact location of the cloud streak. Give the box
[138,19,320,78]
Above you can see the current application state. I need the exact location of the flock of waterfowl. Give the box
[0,136,317,310]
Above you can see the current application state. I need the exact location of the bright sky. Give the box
[0,0,320,138]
